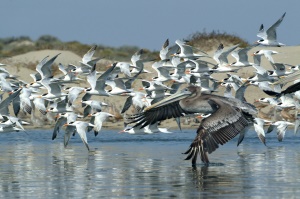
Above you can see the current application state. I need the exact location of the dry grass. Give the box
[187,30,249,52]
[1,32,250,62]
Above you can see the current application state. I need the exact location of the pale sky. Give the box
[0,1,298,50]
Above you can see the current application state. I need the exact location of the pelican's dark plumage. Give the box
[126,85,255,165]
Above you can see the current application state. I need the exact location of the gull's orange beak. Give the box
[118,130,125,133]
[106,64,113,68]
[195,115,203,119]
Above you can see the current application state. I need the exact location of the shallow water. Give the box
[1,129,300,198]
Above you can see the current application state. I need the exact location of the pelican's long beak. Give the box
[144,89,192,111]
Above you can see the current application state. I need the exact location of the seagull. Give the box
[143,123,173,134]
[121,91,147,114]
[276,94,297,109]
[252,50,278,64]
[67,46,101,77]
[19,87,34,115]
[52,112,82,140]
[89,112,114,136]
[229,46,253,67]
[268,63,292,77]
[0,89,21,116]
[57,63,83,83]
[271,81,300,98]
[39,78,67,100]
[146,89,171,101]
[36,54,60,80]
[140,80,172,92]
[258,97,280,106]
[267,120,294,142]
[114,62,134,77]
[173,40,208,60]
[253,118,268,145]
[80,45,101,67]
[248,64,276,82]
[151,61,173,82]
[289,64,300,72]
[125,85,256,165]
[0,124,23,133]
[63,121,94,151]
[82,63,116,100]
[221,73,243,91]
[47,97,73,113]
[187,60,215,73]
[159,39,171,61]
[64,86,85,106]
[119,125,149,134]
[82,100,108,117]
[256,12,286,46]
[30,95,48,115]
[106,78,133,95]
[213,43,240,72]
[0,115,29,131]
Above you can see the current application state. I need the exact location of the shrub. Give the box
[187,30,249,52]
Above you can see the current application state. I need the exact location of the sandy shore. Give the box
[1,45,300,130]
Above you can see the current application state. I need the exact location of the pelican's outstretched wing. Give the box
[184,98,250,164]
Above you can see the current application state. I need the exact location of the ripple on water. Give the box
[1,129,300,198]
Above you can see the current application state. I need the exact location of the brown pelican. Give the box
[126,85,256,165]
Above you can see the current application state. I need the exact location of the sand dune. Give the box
[1,45,300,129]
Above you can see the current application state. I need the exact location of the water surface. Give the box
[1,129,300,198]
